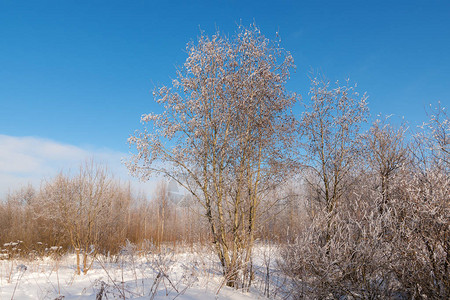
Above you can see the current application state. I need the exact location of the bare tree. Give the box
[365,116,409,213]
[392,102,449,298]
[0,185,38,250]
[38,161,114,274]
[414,101,449,170]
[127,24,297,288]
[153,180,171,248]
[300,76,369,240]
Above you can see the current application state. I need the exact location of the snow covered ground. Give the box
[0,243,289,299]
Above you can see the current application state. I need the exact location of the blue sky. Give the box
[0,0,449,195]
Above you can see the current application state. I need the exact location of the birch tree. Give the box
[127,25,297,288]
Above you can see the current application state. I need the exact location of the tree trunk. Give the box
[76,248,81,275]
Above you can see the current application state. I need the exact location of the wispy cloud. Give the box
[0,135,156,198]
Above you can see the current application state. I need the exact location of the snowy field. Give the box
[0,244,289,299]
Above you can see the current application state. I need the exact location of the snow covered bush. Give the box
[281,103,449,299]
[281,191,399,299]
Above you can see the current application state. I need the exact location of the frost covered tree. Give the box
[397,102,450,298]
[301,76,369,213]
[300,76,369,240]
[365,116,409,213]
[127,25,297,288]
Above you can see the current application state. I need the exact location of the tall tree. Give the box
[300,76,369,237]
[365,116,409,213]
[127,25,297,288]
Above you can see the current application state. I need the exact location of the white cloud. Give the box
[0,135,156,199]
